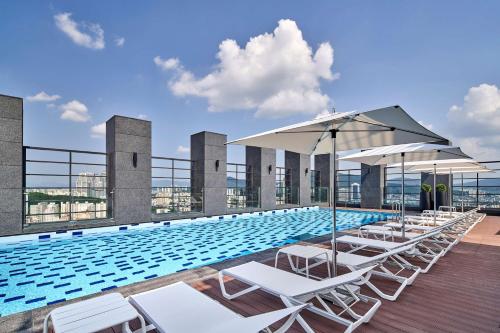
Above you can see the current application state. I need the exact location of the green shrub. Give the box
[421,184,432,193]
[436,183,447,192]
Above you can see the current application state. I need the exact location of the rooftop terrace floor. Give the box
[3,215,500,333]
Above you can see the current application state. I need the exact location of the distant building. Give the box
[351,183,360,201]
[75,172,106,198]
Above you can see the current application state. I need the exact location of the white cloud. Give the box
[54,12,105,50]
[27,91,61,102]
[176,145,190,154]
[60,100,90,122]
[447,83,500,159]
[137,114,148,120]
[156,19,338,118]
[115,36,125,47]
[91,122,106,138]
[314,110,332,119]
[154,56,181,71]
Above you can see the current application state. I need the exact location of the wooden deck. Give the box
[194,216,500,333]
[4,216,500,332]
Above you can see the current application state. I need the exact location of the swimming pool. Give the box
[0,207,391,317]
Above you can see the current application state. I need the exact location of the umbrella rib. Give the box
[309,114,358,153]
[309,123,333,154]
[351,118,445,141]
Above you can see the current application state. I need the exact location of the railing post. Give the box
[69,151,73,221]
[476,172,479,208]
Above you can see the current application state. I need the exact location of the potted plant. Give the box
[436,183,448,209]
[420,183,432,211]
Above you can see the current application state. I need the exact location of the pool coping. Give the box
[0,206,327,246]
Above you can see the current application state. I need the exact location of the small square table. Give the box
[43,292,146,333]
[275,244,331,279]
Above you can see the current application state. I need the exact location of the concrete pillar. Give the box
[314,154,338,204]
[0,94,23,236]
[360,164,384,209]
[191,131,227,216]
[246,146,276,210]
[285,151,311,206]
[106,116,151,225]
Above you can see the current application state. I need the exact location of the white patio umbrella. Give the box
[403,161,490,218]
[227,105,448,275]
[339,143,471,237]
[391,159,486,224]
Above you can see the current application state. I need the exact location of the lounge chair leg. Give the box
[43,313,51,333]
[273,299,307,333]
[279,296,315,333]
[218,271,260,299]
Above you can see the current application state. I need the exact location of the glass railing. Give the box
[311,186,329,204]
[276,186,300,206]
[227,187,260,210]
[152,187,203,214]
[23,146,109,224]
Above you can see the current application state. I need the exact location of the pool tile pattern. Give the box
[0,208,388,316]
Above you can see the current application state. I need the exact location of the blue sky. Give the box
[1,1,499,163]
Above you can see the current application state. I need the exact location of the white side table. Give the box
[275,244,331,279]
[43,293,146,333]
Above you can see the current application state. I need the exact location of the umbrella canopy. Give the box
[227,106,447,153]
[227,105,449,275]
[338,143,470,165]
[422,164,491,213]
[428,166,491,174]
[390,158,481,170]
[339,143,471,237]
[390,158,487,221]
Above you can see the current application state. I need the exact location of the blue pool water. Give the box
[0,208,390,316]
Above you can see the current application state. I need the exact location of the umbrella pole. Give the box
[433,164,437,226]
[449,168,452,216]
[401,153,405,238]
[461,173,464,213]
[331,130,337,277]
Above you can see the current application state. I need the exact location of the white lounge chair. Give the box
[336,231,443,274]
[219,261,381,333]
[279,244,420,301]
[380,209,485,255]
[128,281,306,333]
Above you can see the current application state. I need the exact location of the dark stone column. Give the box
[285,151,311,206]
[191,131,227,216]
[0,94,23,235]
[246,146,276,210]
[360,164,384,209]
[106,116,152,225]
[314,153,338,203]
